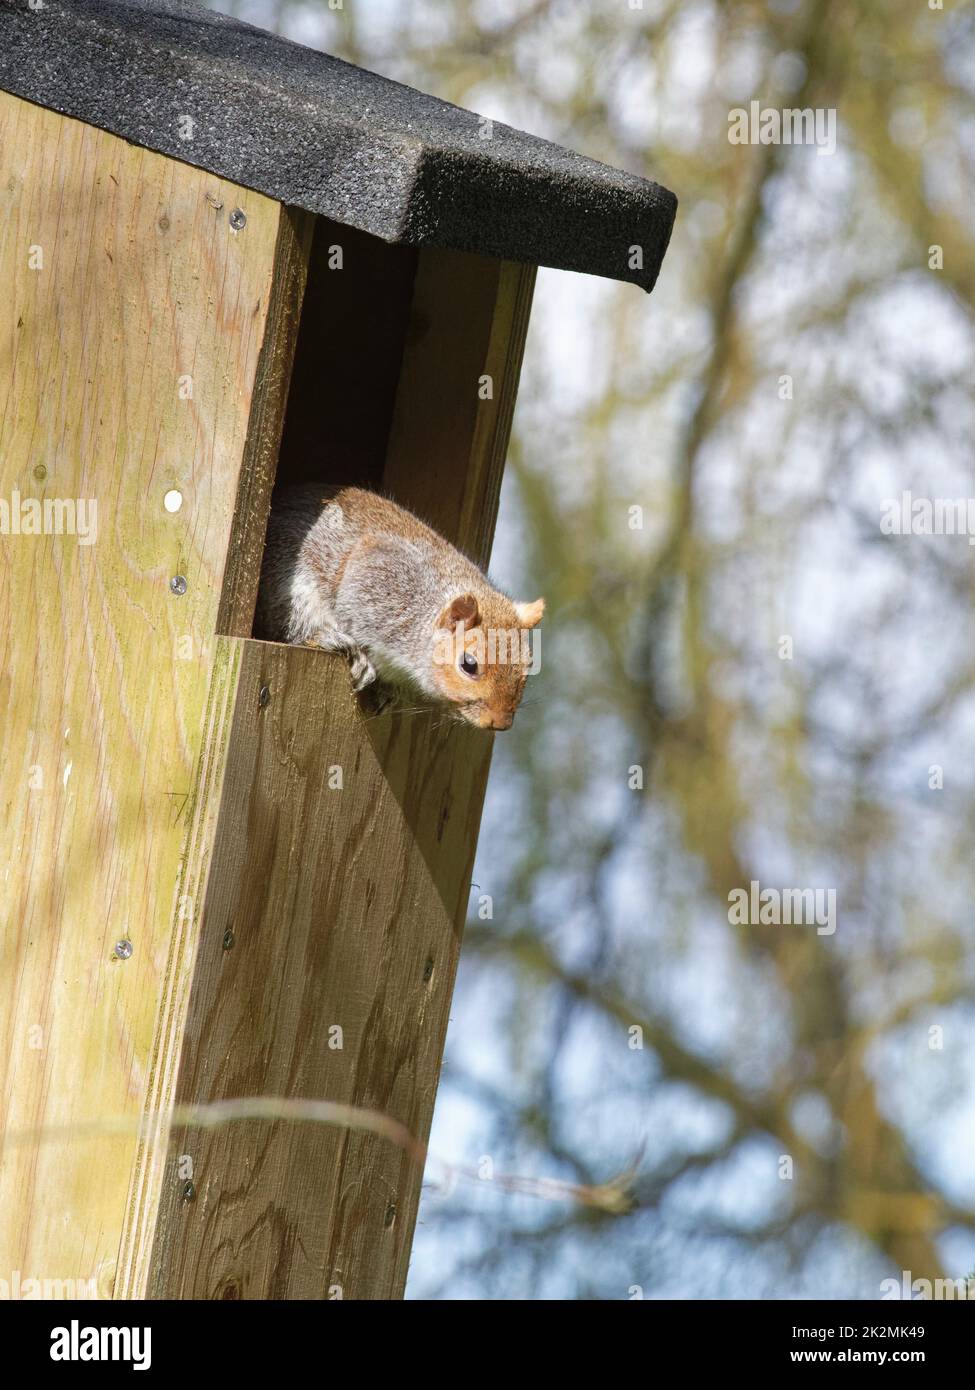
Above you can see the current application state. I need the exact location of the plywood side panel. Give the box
[0,92,308,1295]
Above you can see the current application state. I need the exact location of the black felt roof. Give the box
[0,0,677,292]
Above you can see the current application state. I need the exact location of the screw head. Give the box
[229,208,247,231]
[182,1180,196,1202]
[33,464,47,482]
[222,928,235,951]
[114,939,133,960]
[170,574,188,596]
[258,685,271,709]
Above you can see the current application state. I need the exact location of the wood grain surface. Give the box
[141,250,536,1299]
[0,91,307,1297]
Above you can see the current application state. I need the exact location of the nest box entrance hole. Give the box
[276,218,418,493]
[214,214,417,641]
[216,211,536,643]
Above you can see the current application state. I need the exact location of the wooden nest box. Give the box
[0,0,676,1299]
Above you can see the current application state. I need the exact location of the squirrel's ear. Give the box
[515,598,545,629]
[440,593,480,630]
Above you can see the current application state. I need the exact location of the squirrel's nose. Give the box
[489,712,514,731]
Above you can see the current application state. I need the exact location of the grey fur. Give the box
[255,485,517,712]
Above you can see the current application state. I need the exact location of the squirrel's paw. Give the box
[348,648,378,693]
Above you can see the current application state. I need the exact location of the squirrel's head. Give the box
[430,590,544,730]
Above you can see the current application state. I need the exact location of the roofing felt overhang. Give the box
[0,0,677,293]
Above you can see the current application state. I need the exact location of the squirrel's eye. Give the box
[460,652,479,677]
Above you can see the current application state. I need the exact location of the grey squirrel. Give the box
[255,485,544,730]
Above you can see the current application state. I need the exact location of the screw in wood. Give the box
[258,685,271,709]
[114,939,133,960]
[182,1180,196,1202]
[170,575,188,596]
[229,208,247,231]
